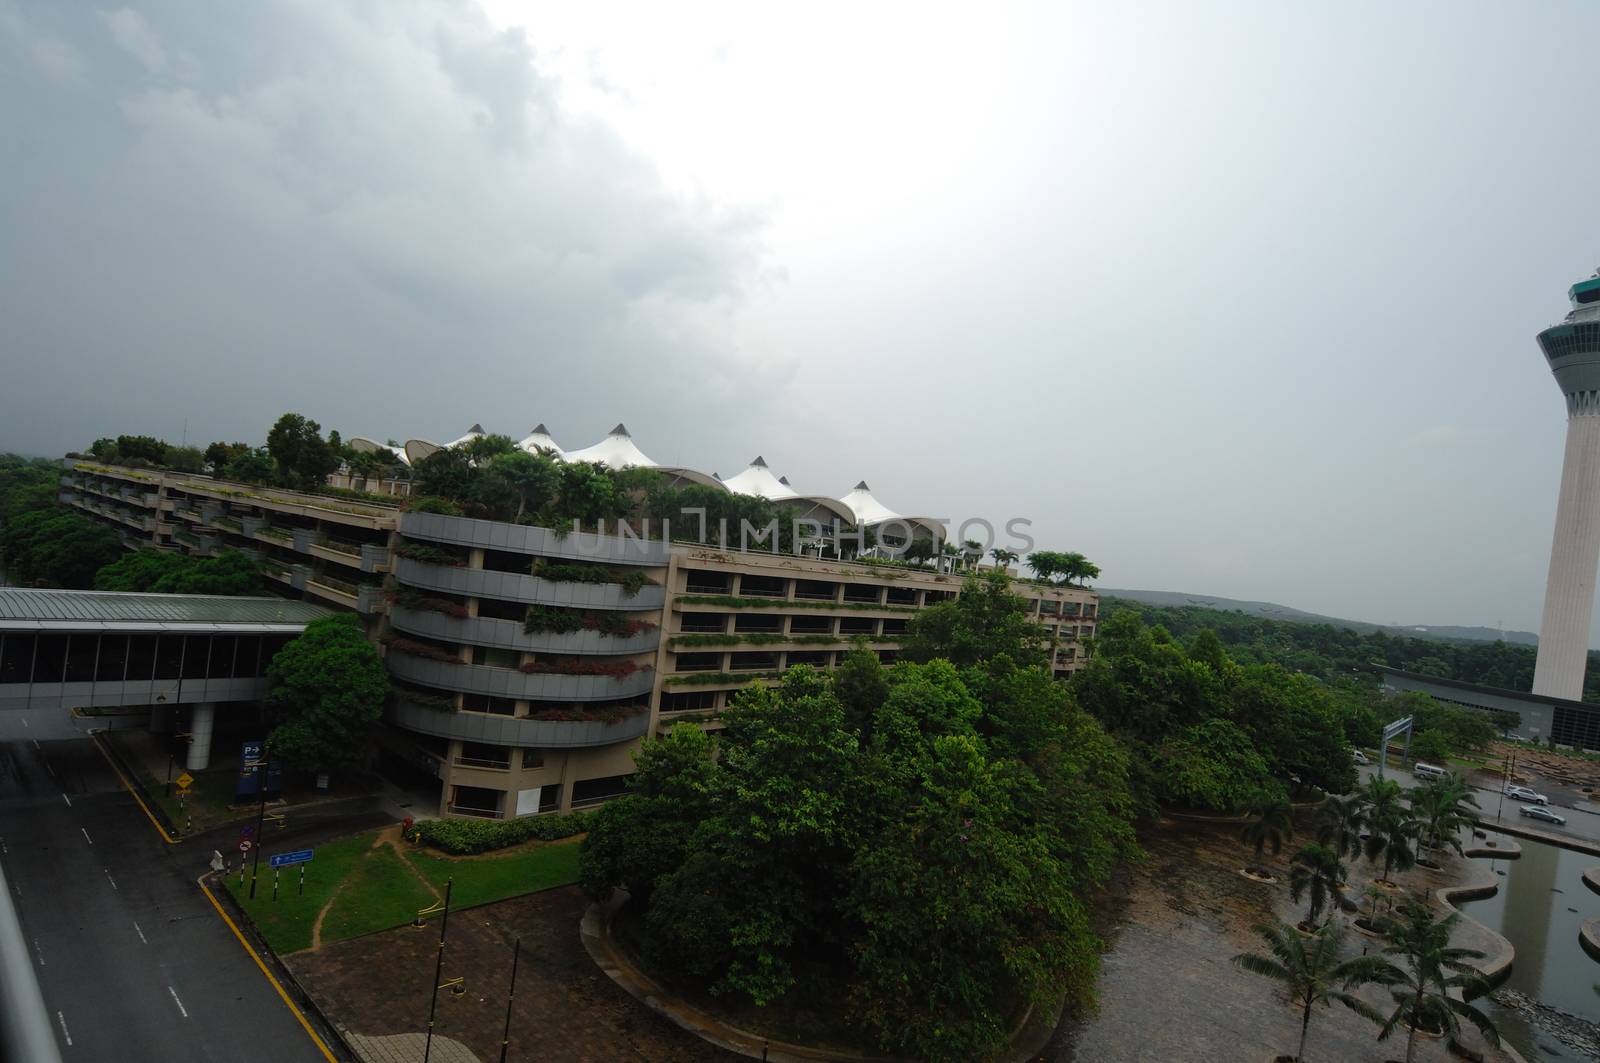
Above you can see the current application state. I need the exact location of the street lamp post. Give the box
[423,878,455,1063]
[248,752,268,899]
[498,937,520,1063]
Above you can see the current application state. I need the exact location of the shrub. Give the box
[408,811,594,854]
[394,540,467,566]
[406,495,464,515]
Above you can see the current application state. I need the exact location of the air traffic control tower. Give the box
[1533,271,1600,700]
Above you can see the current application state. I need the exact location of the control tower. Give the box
[1533,271,1600,699]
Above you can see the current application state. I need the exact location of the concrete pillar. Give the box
[1533,412,1600,700]
[186,703,216,771]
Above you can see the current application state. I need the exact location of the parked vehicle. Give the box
[1413,762,1448,780]
[1504,785,1548,805]
[1520,805,1566,826]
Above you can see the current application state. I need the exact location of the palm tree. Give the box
[1288,844,1346,929]
[1232,921,1390,1062]
[1358,778,1418,884]
[960,539,983,570]
[1375,902,1499,1063]
[1315,793,1366,860]
[1240,795,1295,875]
[989,546,1018,571]
[1408,774,1479,856]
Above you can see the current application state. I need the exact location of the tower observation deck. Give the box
[1532,272,1600,700]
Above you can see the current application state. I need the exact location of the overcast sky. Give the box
[3,1,1598,635]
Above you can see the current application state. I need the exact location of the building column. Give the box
[186,703,216,771]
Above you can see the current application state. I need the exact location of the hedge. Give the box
[409,810,595,854]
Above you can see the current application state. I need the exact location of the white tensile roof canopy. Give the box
[562,424,657,468]
[403,424,484,466]
[517,424,563,457]
[723,457,798,500]
[347,436,410,466]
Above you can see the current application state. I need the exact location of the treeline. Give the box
[1099,596,1600,702]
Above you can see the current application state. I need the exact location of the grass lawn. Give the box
[225,832,380,953]
[404,839,583,911]
[321,845,436,946]
[225,830,584,955]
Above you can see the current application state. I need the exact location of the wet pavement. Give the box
[1046,818,1515,1063]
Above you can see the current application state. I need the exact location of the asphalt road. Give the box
[0,708,329,1062]
[1360,758,1600,848]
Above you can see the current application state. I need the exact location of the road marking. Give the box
[56,1010,71,1046]
[20,716,28,727]
[80,827,93,846]
[89,731,177,845]
[33,938,44,966]
[0,836,7,854]
[61,793,71,808]
[197,876,337,1062]
[104,868,118,891]
[31,738,39,750]
[133,920,147,944]
[167,985,189,1019]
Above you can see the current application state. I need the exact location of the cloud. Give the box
[0,0,774,461]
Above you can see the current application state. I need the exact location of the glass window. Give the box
[207,635,235,679]
[234,637,260,678]
[64,635,98,682]
[125,635,157,681]
[0,635,35,684]
[32,635,68,683]
[181,636,210,679]
[96,635,129,682]
[154,636,184,680]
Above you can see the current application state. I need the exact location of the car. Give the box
[1504,785,1548,805]
[1520,805,1566,826]
[1351,749,1370,765]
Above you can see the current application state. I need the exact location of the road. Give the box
[0,708,330,1062]
[1361,758,1600,849]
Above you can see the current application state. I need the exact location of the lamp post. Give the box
[248,751,268,899]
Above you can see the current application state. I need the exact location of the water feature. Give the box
[1458,835,1600,1061]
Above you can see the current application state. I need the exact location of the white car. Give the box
[1351,750,1370,765]
[1504,785,1548,805]
[1520,805,1565,826]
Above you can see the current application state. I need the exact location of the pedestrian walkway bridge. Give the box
[0,588,327,767]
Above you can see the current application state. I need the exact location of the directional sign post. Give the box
[269,849,314,898]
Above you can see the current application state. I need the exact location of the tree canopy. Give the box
[95,548,262,595]
[581,573,1135,1061]
[265,614,388,776]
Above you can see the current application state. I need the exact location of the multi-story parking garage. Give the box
[59,438,1098,820]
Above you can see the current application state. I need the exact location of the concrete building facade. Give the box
[60,455,1096,819]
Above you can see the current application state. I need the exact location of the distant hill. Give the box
[1099,588,1540,647]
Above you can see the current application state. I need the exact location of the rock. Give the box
[1492,989,1600,1058]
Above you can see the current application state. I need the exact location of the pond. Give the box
[1458,835,1600,1061]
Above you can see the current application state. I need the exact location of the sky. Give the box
[2,1,1598,635]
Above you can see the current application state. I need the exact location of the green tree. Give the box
[1232,921,1390,1063]
[1375,902,1499,1063]
[204,441,252,475]
[1025,549,1073,584]
[1408,773,1478,855]
[1,509,123,588]
[1152,718,1283,812]
[95,548,261,595]
[265,412,339,490]
[264,614,388,776]
[902,570,1048,668]
[1314,793,1366,860]
[832,642,888,739]
[579,725,723,906]
[223,448,276,483]
[1239,794,1294,875]
[1357,777,1417,884]
[989,546,1018,570]
[1288,843,1346,928]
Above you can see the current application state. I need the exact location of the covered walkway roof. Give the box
[0,589,329,633]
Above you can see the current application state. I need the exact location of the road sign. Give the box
[174,772,194,792]
[238,839,253,853]
[269,849,314,869]
[239,824,256,841]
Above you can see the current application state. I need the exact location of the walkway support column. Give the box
[186,703,216,771]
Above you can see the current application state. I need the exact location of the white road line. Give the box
[167,985,189,1019]
[56,1010,71,1046]
[133,920,147,945]
[80,827,92,846]
[32,938,44,966]
[104,868,118,891]
[61,793,71,808]
[31,738,39,750]
[20,716,28,727]
[1,836,7,854]
[45,760,55,777]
